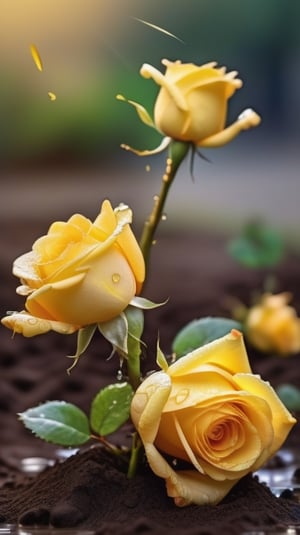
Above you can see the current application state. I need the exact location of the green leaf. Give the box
[276,384,300,412]
[67,324,97,373]
[228,221,284,269]
[19,401,90,446]
[172,317,243,359]
[90,382,133,436]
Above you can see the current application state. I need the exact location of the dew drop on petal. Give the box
[238,108,254,121]
[112,273,121,284]
[30,44,43,71]
[175,388,189,404]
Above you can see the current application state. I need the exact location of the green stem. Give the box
[127,432,142,479]
[126,142,189,391]
[124,306,144,391]
[139,140,190,269]
[127,352,141,391]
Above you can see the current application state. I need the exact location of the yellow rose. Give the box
[246,292,300,355]
[119,59,261,157]
[2,200,145,337]
[131,330,295,506]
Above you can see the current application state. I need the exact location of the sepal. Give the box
[67,324,97,373]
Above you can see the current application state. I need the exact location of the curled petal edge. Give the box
[116,94,155,128]
[145,443,236,506]
[1,312,78,337]
[140,63,188,111]
[131,371,235,505]
[198,109,261,148]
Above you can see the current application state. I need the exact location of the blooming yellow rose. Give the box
[2,200,145,337]
[246,292,300,355]
[131,330,295,506]
[118,59,261,155]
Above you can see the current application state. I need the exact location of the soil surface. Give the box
[1,223,300,533]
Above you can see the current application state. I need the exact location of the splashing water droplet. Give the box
[117,369,123,381]
[48,91,57,101]
[145,164,151,172]
[30,44,43,71]
[161,214,167,221]
[152,240,157,245]
[112,273,120,283]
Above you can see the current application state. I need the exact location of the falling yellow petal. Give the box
[30,44,43,72]
[48,91,57,101]
[133,17,184,43]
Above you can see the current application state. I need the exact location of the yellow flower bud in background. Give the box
[2,200,145,337]
[131,330,295,506]
[245,292,300,355]
[141,59,261,147]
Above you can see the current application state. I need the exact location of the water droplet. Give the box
[20,457,54,475]
[172,458,178,466]
[238,108,254,121]
[153,194,159,202]
[112,273,120,284]
[117,369,123,381]
[145,164,151,172]
[175,388,189,404]
[0,524,17,534]
[152,240,157,245]
[161,214,167,221]
[117,202,129,211]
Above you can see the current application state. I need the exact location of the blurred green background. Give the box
[1,0,300,239]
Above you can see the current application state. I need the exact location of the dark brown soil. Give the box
[1,223,300,533]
